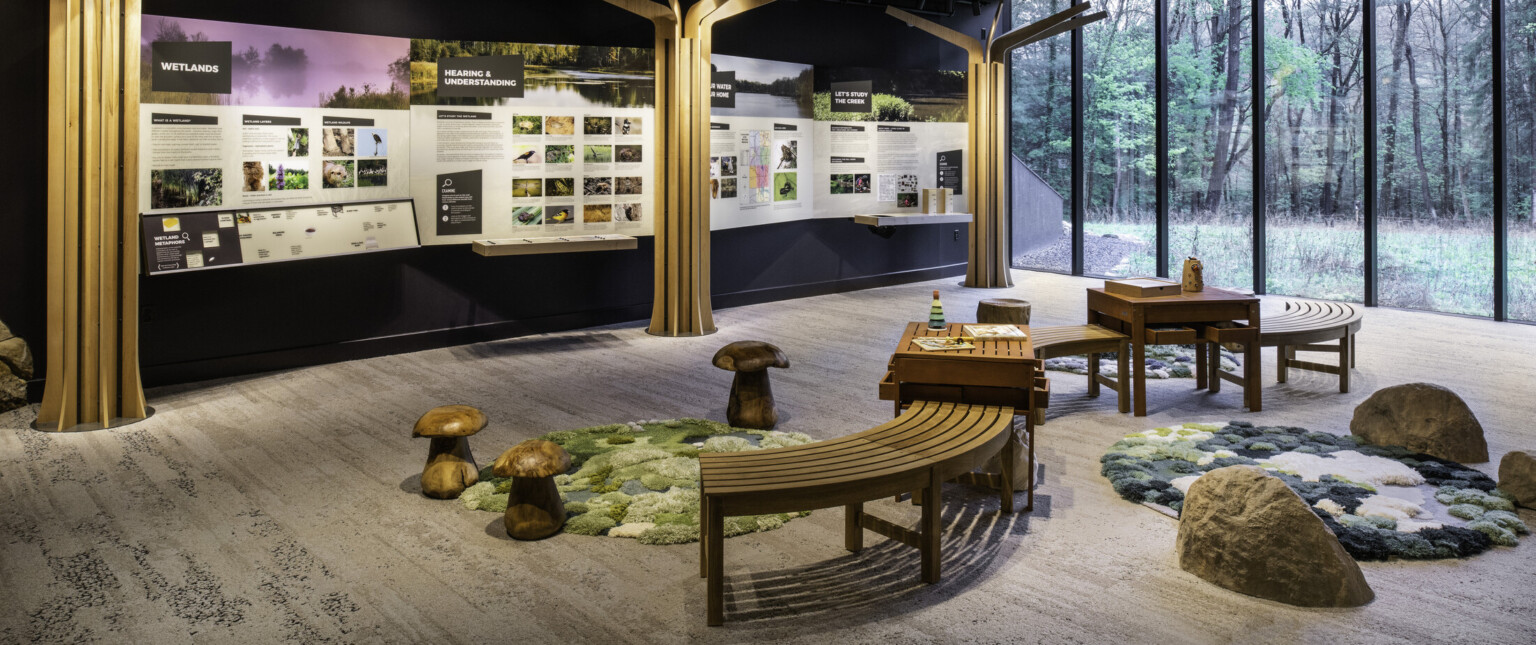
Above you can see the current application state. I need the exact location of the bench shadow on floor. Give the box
[715,485,1051,628]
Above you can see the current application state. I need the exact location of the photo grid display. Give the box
[507,112,647,230]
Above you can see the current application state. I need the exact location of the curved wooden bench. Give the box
[1028,324,1131,424]
[697,400,1016,625]
[1258,301,1361,392]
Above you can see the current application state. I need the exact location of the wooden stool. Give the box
[712,341,789,429]
[411,405,487,499]
[494,440,572,540]
[977,298,1031,325]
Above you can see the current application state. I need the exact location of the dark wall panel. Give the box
[5,0,988,391]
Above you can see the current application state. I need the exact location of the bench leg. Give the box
[1276,344,1288,383]
[1087,352,1101,397]
[1133,341,1147,416]
[699,492,708,579]
[1245,338,1261,412]
[1208,342,1222,394]
[999,429,1016,515]
[706,496,724,626]
[1117,340,1131,413]
[921,468,941,584]
[1338,334,1351,394]
[1195,341,1208,390]
[1025,414,1036,512]
[845,503,863,552]
[1350,334,1356,368]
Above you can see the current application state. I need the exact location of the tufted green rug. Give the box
[457,418,812,544]
[1100,421,1528,561]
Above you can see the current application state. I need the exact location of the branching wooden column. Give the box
[886,4,1105,289]
[609,0,775,336]
[39,0,149,431]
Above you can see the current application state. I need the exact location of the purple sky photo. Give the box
[142,15,408,108]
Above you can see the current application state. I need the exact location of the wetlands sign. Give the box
[435,55,525,98]
[710,71,736,109]
[151,41,232,94]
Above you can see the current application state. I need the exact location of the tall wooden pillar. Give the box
[886,4,1104,289]
[609,0,774,337]
[39,0,148,431]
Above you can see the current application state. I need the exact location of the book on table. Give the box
[961,324,1027,339]
[911,337,975,352]
[1104,277,1181,298]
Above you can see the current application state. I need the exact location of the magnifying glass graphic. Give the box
[441,178,453,188]
[181,232,191,241]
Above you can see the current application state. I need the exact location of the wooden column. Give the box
[39,0,148,431]
[609,0,774,337]
[886,4,1105,289]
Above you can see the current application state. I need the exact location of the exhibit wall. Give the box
[1,0,991,391]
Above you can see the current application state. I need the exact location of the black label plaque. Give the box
[436,55,525,98]
[151,41,232,94]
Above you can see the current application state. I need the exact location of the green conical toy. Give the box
[928,290,946,329]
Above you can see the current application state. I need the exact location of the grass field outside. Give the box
[1060,214,1534,320]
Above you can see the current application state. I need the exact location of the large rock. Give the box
[1177,466,1374,607]
[1350,383,1488,463]
[0,336,33,379]
[1499,451,1536,509]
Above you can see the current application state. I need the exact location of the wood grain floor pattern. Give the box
[3,269,1535,643]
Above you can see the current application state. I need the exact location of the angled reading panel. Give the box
[604,0,677,22]
[988,5,1107,61]
[884,6,982,60]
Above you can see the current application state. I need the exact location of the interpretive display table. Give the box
[141,199,419,275]
[852,213,973,227]
[1085,286,1261,416]
[878,322,1047,511]
[471,234,637,257]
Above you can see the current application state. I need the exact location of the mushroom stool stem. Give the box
[728,370,776,429]
[413,405,488,499]
[422,437,479,499]
[505,476,566,540]
[494,440,573,540]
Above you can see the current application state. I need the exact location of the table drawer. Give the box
[1144,326,1197,345]
[1034,377,1051,409]
[1202,324,1258,343]
[878,370,898,400]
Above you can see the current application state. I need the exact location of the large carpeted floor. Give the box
[3,269,1535,643]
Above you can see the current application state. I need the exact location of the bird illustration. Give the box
[513,149,537,163]
[372,133,382,156]
[549,209,571,223]
[621,118,632,135]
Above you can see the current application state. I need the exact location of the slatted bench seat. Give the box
[1028,324,1131,424]
[697,400,1016,625]
[1258,301,1361,392]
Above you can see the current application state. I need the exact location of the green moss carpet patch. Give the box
[1101,421,1527,561]
[458,418,811,544]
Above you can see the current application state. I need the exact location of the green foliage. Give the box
[812,93,917,122]
[606,435,635,445]
[566,512,617,536]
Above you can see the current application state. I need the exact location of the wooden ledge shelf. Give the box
[853,213,974,227]
[472,234,638,257]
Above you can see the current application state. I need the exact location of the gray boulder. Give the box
[0,319,31,413]
[1177,465,1374,608]
[1499,451,1536,509]
[1350,383,1488,463]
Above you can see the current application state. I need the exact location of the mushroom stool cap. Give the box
[712,340,789,372]
[494,440,572,478]
[412,405,488,438]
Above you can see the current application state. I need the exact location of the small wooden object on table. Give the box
[493,440,572,540]
[878,322,1046,507]
[1086,285,1261,416]
[976,298,1032,325]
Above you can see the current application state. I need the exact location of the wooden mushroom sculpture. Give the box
[412,405,487,499]
[494,440,572,540]
[712,341,790,429]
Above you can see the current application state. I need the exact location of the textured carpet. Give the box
[456,418,813,543]
[1100,420,1528,560]
[3,269,1536,643]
